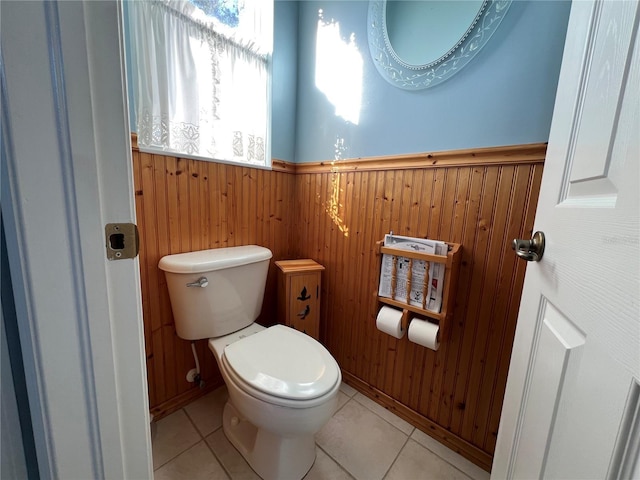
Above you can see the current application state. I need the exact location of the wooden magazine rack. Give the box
[375,239,462,341]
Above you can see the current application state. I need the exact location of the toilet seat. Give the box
[222,325,340,408]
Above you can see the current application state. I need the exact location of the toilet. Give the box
[158,245,341,480]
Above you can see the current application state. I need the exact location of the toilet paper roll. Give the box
[408,319,440,351]
[376,306,405,339]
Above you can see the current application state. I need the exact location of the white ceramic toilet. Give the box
[158,245,341,480]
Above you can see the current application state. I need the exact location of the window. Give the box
[127,0,273,167]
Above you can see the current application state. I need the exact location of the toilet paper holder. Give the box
[374,238,462,341]
[400,309,410,333]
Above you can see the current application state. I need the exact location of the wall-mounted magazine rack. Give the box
[375,239,462,340]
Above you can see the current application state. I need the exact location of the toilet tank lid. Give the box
[158,245,272,274]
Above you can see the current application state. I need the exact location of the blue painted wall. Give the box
[293,1,572,162]
[271,1,299,161]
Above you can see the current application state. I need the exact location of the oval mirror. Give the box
[368,0,512,90]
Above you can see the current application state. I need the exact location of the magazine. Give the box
[378,234,447,313]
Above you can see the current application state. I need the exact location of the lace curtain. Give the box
[127,0,272,166]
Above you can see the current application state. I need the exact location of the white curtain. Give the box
[128,0,272,166]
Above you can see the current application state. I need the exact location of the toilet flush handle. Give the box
[186,276,209,288]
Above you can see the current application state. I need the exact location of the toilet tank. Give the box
[158,246,273,340]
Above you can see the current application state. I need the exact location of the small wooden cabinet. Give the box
[275,259,324,341]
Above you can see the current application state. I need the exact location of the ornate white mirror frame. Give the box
[368,0,513,90]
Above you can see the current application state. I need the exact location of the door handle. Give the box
[512,231,545,262]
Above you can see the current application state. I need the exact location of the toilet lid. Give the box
[223,325,340,401]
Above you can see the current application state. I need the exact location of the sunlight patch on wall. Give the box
[325,136,349,237]
[314,10,363,125]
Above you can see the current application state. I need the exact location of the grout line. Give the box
[339,383,359,399]
[411,436,479,480]
[168,384,481,480]
[348,393,480,479]
[202,430,233,480]
[326,396,415,480]
[351,393,415,437]
[152,409,202,471]
[180,393,233,477]
[332,395,353,416]
[381,434,412,480]
[314,443,357,480]
[182,405,206,440]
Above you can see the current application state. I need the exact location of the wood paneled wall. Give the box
[292,147,544,469]
[132,141,295,416]
[133,138,544,470]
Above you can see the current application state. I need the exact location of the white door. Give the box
[493,1,640,479]
[1,1,152,478]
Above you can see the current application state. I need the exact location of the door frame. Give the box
[1,1,151,478]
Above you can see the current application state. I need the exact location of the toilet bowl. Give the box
[209,323,340,479]
[158,246,341,480]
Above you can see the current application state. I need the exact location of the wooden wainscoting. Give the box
[133,136,545,470]
[132,139,295,417]
[292,146,544,470]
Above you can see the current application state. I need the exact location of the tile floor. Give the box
[152,383,491,480]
